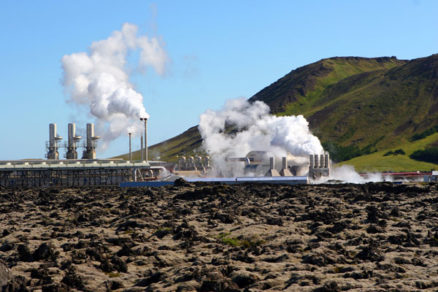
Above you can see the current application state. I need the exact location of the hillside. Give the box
[123,55,438,171]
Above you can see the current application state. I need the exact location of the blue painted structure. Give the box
[120,176,308,187]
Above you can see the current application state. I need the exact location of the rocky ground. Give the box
[1,181,438,291]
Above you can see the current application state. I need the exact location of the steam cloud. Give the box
[199,98,324,176]
[62,23,168,148]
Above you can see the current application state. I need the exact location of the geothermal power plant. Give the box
[0,123,167,187]
[0,122,333,187]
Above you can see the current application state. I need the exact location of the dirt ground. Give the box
[1,181,438,291]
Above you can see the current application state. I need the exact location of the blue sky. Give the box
[0,0,437,160]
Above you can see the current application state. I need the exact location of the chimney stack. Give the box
[140,135,144,161]
[47,123,62,160]
[66,123,81,159]
[82,123,99,159]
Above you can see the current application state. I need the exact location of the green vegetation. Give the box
[323,142,377,162]
[218,232,264,248]
[279,57,404,116]
[410,125,438,141]
[339,133,438,172]
[106,272,120,278]
[383,149,406,156]
[410,147,438,164]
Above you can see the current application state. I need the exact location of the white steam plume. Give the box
[199,98,324,176]
[62,23,168,148]
[316,165,388,184]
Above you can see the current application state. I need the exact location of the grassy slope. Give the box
[304,56,438,151]
[339,133,438,172]
[280,57,405,116]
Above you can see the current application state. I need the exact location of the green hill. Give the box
[122,54,438,171]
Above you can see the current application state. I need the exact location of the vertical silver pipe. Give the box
[140,117,148,161]
[320,154,324,169]
[140,135,144,161]
[144,118,148,162]
[270,157,275,170]
[128,133,132,161]
[309,154,314,168]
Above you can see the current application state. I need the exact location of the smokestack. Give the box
[82,123,99,159]
[47,123,62,160]
[49,123,56,147]
[324,152,329,168]
[314,154,319,168]
[145,118,148,162]
[128,132,132,161]
[140,135,144,161]
[140,117,148,161]
[66,123,81,159]
[309,154,314,168]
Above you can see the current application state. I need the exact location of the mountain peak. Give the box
[249,56,407,113]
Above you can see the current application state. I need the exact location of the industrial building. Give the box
[0,122,165,187]
[0,159,163,187]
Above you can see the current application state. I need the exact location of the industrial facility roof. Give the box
[0,159,156,171]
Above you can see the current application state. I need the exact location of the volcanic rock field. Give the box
[1,181,438,291]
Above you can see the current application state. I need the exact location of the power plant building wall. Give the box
[0,160,159,187]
